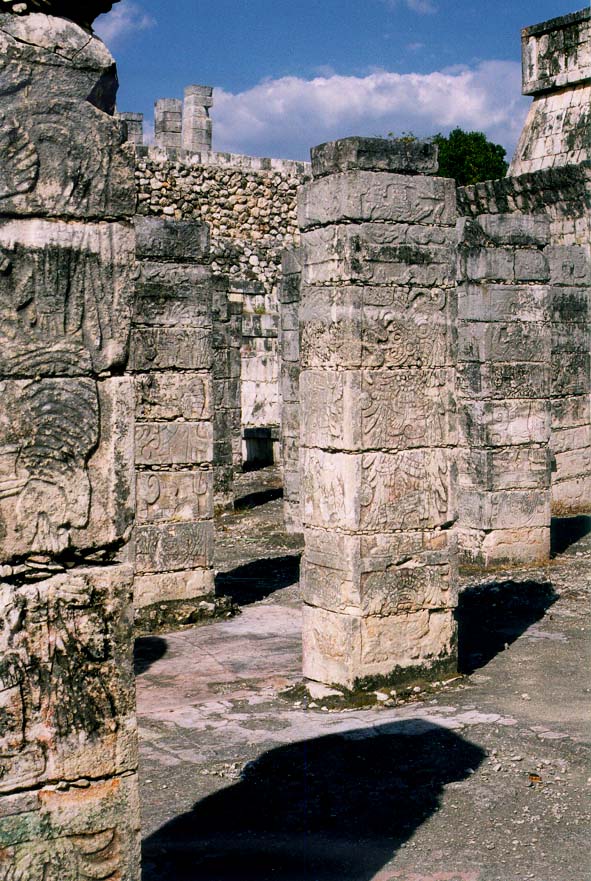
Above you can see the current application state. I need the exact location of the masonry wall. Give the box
[279,248,303,532]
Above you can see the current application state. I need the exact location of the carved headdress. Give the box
[0,0,119,28]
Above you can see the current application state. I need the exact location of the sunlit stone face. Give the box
[0,0,118,28]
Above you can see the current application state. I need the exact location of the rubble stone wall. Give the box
[130,218,215,627]
[0,12,140,879]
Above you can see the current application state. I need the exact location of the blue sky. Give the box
[96,0,586,161]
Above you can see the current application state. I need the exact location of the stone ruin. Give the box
[0,3,589,878]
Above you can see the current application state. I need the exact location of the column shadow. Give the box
[215,553,301,605]
[456,580,557,675]
[134,636,168,675]
[551,515,591,557]
[142,721,485,881]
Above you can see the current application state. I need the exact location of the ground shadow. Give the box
[457,580,557,675]
[551,515,591,557]
[215,554,301,605]
[142,721,485,881]
[134,636,168,675]
[234,487,283,511]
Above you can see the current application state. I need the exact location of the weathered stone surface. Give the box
[1,1,119,27]
[135,373,212,421]
[135,216,210,262]
[135,422,213,467]
[311,137,438,179]
[135,521,213,575]
[136,470,213,523]
[134,569,214,611]
[129,327,212,372]
[0,565,136,793]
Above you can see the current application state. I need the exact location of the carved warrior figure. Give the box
[0,0,119,28]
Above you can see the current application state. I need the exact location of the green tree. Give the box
[385,127,509,185]
[432,128,508,185]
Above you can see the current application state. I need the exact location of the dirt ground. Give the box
[136,468,591,881]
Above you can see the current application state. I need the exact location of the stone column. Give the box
[547,245,591,515]
[182,84,213,153]
[155,97,182,149]
[0,11,140,879]
[456,214,553,568]
[279,248,303,532]
[298,138,458,689]
[131,218,215,630]
[212,275,242,511]
[117,111,144,146]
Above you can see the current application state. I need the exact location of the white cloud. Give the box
[94,1,156,45]
[211,61,529,162]
[384,0,438,14]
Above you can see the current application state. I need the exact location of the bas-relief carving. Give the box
[135,422,213,467]
[0,567,134,795]
[136,471,213,524]
[135,374,211,421]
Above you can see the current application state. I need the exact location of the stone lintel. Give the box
[310,137,439,179]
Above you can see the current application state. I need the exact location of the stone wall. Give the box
[130,218,216,629]
[212,275,242,509]
[510,8,591,176]
[0,11,140,879]
[279,248,302,532]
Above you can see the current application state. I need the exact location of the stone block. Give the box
[551,322,590,354]
[459,247,515,282]
[135,422,213,467]
[129,327,212,372]
[0,775,140,881]
[550,287,589,323]
[300,368,456,451]
[458,526,551,567]
[301,448,453,532]
[134,569,214,610]
[457,361,551,399]
[551,395,590,428]
[550,424,591,455]
[457,488,550,530]
[135,373,212,421]
[301,223,456,286]
[0,565,137,794]
[545,245,591,286]
[457,446,551,491]
[135,521,214,574]
[134,262,212,326]
[458,399,551,447]
[0,218,135,377]
[310,136,439,178]
[513,249,550,282]
[551,474,591,515]
[552,353,590,396]
[0,376,134,561]
[554,446,591,482]
[134,216,210,262]
[457,320,550,363]
[457,283,549,323]
[298,171,457,230]
[136,470,213,524]
[471,214,550,247]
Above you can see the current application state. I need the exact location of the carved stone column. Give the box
[298,138,458,689]
[0,10,140,879]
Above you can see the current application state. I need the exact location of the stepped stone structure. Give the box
[130,218,216,629]
[298,139,459,688]
[0,6,140,880]
[510,8,591,176]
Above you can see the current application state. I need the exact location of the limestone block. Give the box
[0,218,135,377]
[304,527,453,575]
[134,216,210,262]
[552,395,591,428]
[513,250,550,283]
[134,263,212,326]
[299,171,457,230]
[301,448,453,532]
[550,287,589,323]
[552,474,591,515]
[458,526,550,567]
[0,775,140,881]
[280,364,300,403]
[0,15,136,217]
[551,322,590,354]
[135,422,213,466]
[457,488,550,530]
[302,558,455,617]
[545,246,591,286]
[471,214,550,247]
[457,361,551,399]
[457,320,550,364]
[458,399,551,447]
[554,446,591,482]
[459,247,515,282]
[457,283,549,323]
[135,521,213,574]
[136,470,213,524]
[457,446,551,491]
[521,9,591,95]
[301,223,456,286]
[0,565,137,794]
[551,424,591,456]
[129,326,212,372]
[300,368,456,451]
[311,137,438,179]
[552,353,590,396]
[302,604,456,687]
[0,376,134,561]
[213,377,241,410]
[134,569,214,610]
[135,373,212,421]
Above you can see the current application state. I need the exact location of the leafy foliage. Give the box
[386,127,509,185]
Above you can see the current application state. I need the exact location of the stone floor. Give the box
[137,469,591,881]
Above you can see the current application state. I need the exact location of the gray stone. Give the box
[311,137,439,179]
